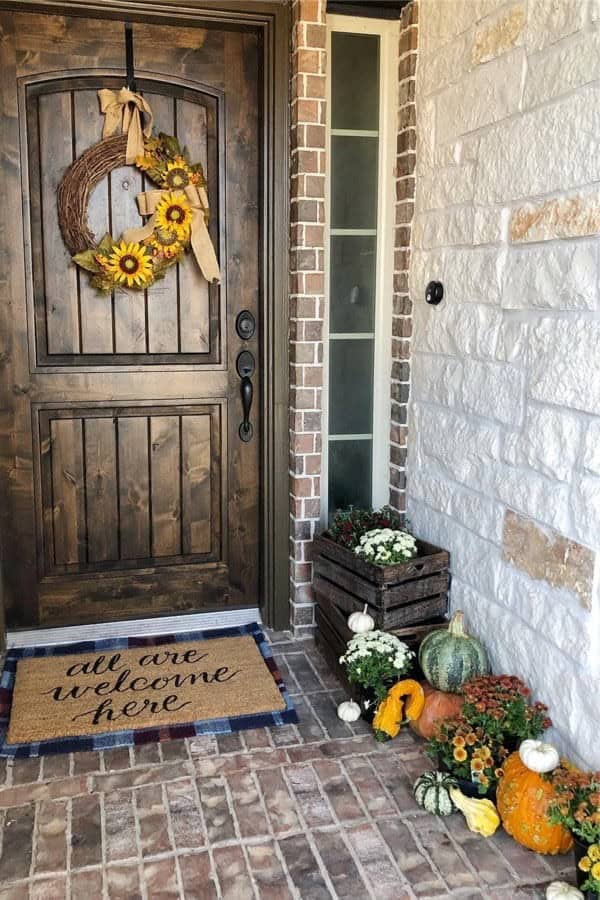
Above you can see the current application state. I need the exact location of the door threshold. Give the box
[6,607,262,649]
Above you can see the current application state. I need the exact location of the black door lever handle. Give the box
[236,350,255,442]
[239,375,253,442]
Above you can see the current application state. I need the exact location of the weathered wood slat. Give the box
[50,417,86,565]
[181,413,212,554]
[84,417,119,563]
[313,554,379,603]
[150,415,181,557]
[176,99,211,354]
[118,416,150,560]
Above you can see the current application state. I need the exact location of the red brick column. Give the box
[289,0,327,635]
[390,0,418,514]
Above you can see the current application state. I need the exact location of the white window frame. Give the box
[322,14,399,525]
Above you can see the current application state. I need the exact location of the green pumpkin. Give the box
[418,611,489,693]
[414,771,456,816]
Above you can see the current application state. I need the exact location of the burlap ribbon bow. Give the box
[123,184,221,284]
[98,87,153,164]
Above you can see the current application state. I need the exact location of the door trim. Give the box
[0,0,290,630]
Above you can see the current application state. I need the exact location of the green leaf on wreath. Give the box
[160,133,181,157]
[97,233,115,254]
[72,248,102,273]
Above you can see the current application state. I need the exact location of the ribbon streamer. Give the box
[123,185,221,284]
[98,87,153,164]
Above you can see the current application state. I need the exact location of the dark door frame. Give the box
[0,0,290,630]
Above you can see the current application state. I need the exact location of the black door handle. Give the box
[236,350,255,442]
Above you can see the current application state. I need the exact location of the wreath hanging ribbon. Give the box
[56,88,221,294]
[98,87,153,165]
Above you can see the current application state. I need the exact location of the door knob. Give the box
[236,351,255,442]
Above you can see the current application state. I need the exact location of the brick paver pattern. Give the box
[0,633,571,898]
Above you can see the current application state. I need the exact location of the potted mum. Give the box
[340,630,414,721]
[427,675,552,798]
[548,767,600,897]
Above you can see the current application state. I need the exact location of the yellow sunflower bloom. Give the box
[164,160,191,189]
[592,862,600,879]
[105,241,153,288]
[453,747,468,762]
[155,191,192,240]
[589,845,600,862]
[579,856,592,872]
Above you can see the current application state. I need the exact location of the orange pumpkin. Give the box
[496,752,573,855]
[410,682,464,739]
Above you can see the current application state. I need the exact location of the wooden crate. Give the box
[313,533,449,631]
[314,603,449,698]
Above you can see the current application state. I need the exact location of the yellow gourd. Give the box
[373,679,425,740]
[449,786,500,837]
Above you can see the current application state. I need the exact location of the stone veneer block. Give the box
[502,509,596,610]
[472,5,525,66]
[510,191,600,243]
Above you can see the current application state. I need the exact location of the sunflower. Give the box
[147,227,185,259]
[105,241,154,288]
[135,154,156,172]
[155,191,192,239]
[453,747,468,762]
[164,160,191,189]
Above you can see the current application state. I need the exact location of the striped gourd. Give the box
[414,771,456,816]
[418,612,489,693]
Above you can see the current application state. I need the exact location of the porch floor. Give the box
[0,632,571,899]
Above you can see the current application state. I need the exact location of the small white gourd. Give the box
[546,882,584,900]
[519,739,560,774]
[337,700,361,722]
[347,604,375,634]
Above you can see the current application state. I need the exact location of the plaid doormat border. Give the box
[0,622,297,758]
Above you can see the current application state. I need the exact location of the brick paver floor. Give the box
[0,631,573,898]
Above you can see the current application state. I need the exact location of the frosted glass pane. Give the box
[331,33,379,131]
[331,136,378,229]
[329,338,373,435]
[330,235,376,333]
[329,439,372,515]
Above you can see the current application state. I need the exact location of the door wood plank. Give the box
[181,414,211,554]
[150,416,181,557]
[74,89,113,355]
[39,92,79,354]
[176,99,210,353]
[111,130,146,354]
[117,417,150,560]
[50,418,86,565]
[84,417,119,562]
[145,92,179,354]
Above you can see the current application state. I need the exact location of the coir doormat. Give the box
[0,623,297,758]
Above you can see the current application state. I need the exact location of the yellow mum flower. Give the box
[452,736,466,748]
[105,241,153,288]
[165,160,191,189]
[453,747,468,762]
[592,862,600,879]
[471,759,484,773]
[155,191,192,240]
[579,856,592,872]
[147,228,184,259]
[589,844,600,862]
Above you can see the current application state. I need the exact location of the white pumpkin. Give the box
[337,700,361,722]
[546,882,584,899]
[519,739,560,774]
[347,604,375,634]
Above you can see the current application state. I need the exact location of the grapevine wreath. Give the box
[56,87,220,294]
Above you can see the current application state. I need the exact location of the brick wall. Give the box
[289,0,327,636]
[389,0,418,514]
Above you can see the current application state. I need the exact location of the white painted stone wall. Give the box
[408,0,600,768]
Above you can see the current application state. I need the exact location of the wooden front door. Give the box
[0,9,266,627]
